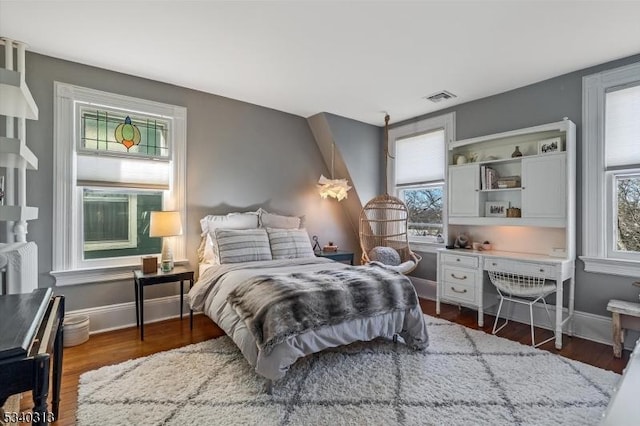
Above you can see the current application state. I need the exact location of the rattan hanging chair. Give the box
[359,115,421,274]
[359,194,422,274]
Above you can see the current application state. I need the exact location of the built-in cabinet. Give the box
[437,120,577,349]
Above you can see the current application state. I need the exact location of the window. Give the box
[582,62,640,276]
[388,113,455,250]
[52,83,186,285]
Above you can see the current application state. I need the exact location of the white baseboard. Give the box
[67,295,194,334]
[412,276,639,351]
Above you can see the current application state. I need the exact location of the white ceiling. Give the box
[2,1,640,126]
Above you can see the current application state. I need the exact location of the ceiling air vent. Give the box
[424,90,457,103]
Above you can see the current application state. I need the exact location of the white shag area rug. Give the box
[76,315,620,425]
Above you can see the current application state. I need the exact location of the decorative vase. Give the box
[511,146,522,157]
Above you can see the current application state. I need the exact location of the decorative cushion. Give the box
[200,212,260,263]
[258,208,303,229]
[266,228,315,259]
[368,246,401,266]
[214,228,272,264]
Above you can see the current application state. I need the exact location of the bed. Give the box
[188,211,429,383]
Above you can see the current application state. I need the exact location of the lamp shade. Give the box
[317,175,352,201]
[149,211,183,237]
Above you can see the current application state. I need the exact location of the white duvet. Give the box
[188,257,429,380]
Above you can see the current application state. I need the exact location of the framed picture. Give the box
[537,137,561,154]
[485,201,509,217]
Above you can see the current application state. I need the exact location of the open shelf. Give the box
[0,68,39,120]
[0,206,38,222]
[448,216,566,228]
[0,137,38,170]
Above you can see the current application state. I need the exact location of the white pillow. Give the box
[258,208,302,229]
[200,212,259,235]
[214,228,272,264]
[266,228,315,259]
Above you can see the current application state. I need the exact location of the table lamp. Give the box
[149,211,182,272]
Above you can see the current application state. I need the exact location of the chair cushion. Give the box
[368,246,401,266]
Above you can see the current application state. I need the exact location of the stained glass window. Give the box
[80,108,169,158]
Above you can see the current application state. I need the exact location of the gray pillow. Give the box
[368,246,401,266]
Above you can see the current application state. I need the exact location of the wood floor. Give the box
[18,299,629,425]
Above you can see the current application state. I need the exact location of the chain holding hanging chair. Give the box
[358,114,421,274]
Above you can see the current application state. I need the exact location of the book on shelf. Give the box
[481,166,499,189]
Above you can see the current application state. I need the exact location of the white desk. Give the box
[436,248,575,349]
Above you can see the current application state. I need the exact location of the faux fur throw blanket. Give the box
[227,265,418,355]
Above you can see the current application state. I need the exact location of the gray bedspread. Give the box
[227,266,420,355]
[188,258,429,380]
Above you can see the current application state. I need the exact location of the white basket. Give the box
[63,315,90,347]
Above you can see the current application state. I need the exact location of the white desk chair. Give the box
[488,271,557,347]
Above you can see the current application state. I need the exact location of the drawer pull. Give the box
[451,273,467,280]
[539,268,545,273]
[492,262,497,266]
[456,258,461,262]
[451,286,468,294]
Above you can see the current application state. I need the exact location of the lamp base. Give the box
[161,238,174,272]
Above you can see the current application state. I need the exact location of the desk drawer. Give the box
[483,258,557,279]
[442,265,476,286]
[442,280,476,304]
[441,253,478,268]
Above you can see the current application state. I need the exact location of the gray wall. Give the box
[397,52,640,316]
[25,53,353,311]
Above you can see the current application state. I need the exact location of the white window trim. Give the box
[51,82,187,285]
[387,112,455,253]
[581,61,640,276]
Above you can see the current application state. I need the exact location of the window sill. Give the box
[408,240,445,254]
[51,259,189,286]
[580,256,640,277]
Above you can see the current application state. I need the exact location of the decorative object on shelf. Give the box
[311,235,321,252]
[472,242,482,250]
[511,146,523,157]
[141,255,157,274]
[149,211,183,272]
[506,207,521,218]
[436,233,445,243]
[454,233,470,249]
[497,176,521,189]
[114,116,141,150]
[482,241,492,250]
[454,154,467,165]
[483,155,499,161]
[537,137,561,154]
[318,139,351,201]
[323,242,338,252]
[468,153,478,162]
[485,201,509,217]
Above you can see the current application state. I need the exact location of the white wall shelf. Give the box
[0,136,38,170]
[0,206,38,222]
[0,60,38,120]
[448,216,566,228]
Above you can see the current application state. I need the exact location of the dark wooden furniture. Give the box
[315,250,354,265]
[0,288,64,425]
[133,266,194,340]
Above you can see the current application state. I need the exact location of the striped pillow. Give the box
[267,228,315,259]
[214,229,272,264]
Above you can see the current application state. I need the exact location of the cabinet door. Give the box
[448,164,480,217]
[521,153,566,218]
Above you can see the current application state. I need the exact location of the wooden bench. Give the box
[607,299,640,358]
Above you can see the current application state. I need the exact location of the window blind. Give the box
[76,154,170,190]
[605,84,640,169]
[395,129,445,186]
